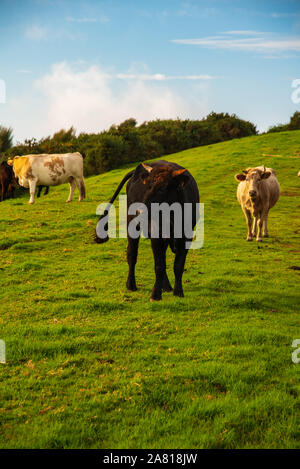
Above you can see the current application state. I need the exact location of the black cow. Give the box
[0,161,16,201]
[95,160,200,301]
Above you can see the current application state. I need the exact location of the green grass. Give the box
[0,130,299,449]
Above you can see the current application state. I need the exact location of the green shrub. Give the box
[2,113,258,176]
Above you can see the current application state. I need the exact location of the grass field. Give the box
[0,130,299,449]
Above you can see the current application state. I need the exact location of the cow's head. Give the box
[135,163,190,238]
[139,163,189,206]
[7,156,21,177]
[235,166,271,201]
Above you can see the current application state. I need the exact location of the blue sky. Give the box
[0,0,300,142]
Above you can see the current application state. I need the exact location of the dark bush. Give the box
[3,113,258,176]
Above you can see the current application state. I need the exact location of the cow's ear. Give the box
[136,163,152,183]
[172,168,189,187]
[235,173,246,182]
[261,171,271,179]
[142,163,153,173]
[7,159,13,166]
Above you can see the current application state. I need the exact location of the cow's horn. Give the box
[142,163,153,173]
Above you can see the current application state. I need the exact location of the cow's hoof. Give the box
[264,234,269,238]
[162,280,173,292]
[252,232,256,237]
[173,290,184,298]
[150,297,161,302]
[29,201,34,205]
[126,282,137,292]
[247,237,253,241]
[256,238,263,242]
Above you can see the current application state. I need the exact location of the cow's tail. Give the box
[94,169,135,244]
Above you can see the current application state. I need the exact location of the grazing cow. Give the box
[95,161,200,301]
[235,165,280,242]
[8,152,85,204]
[0,161,16,201]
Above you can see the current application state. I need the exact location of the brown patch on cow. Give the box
[26,166,35,180]
[44,157,65,176]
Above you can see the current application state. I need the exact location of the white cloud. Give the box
[224,30,268,36]
[172,31,300,53]
[8,62,209,140]
[25,25,47,40]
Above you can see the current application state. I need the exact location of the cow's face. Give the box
[235,167,271,201]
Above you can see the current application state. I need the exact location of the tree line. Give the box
[267,111,300,134]
[0,112,264,175]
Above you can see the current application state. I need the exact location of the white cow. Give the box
[235,165,280,242]
[8,152,86,204]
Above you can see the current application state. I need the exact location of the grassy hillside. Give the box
[0,130,299,449]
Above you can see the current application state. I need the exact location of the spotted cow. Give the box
[8,152,85,204]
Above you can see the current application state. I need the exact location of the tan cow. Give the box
[235,165,280,242]
[8,152,86,204]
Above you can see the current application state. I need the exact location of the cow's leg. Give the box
[173,245,188,298]
[263,212,269,237]
[162,244,172,292]
[67,177,76,202]
[0,180,5,201]
[37,186,43,198]
[162,271,173,292]
[252,217,257,237]
[44,186,49,196]
[75,177,85,201]
[8,184,14,199]
[28,179,37,204]
[126,234,140,291]
[256,211,265,242]
[243,208,253,241]
[150,239,168,301]
[1,178,9,201]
